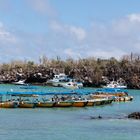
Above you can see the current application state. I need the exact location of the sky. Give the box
[0,0,140,62]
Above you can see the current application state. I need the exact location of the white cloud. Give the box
[0,22,3,28]
[83,14,140,58]
[46,13,140,59]
[49,20,87,43]
[0,23,17,43]
[69,26,86,41]
[2,12,140,62]
[28,0,57,17]
[49,20,63,32]
[127,14,140,23]
[64,48,81,58]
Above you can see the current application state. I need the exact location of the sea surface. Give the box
[0,84,140,140]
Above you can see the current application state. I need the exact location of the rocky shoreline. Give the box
[128,112,140,119]
[0,54,140,88]
[90,112,140,120]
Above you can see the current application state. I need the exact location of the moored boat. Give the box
[94,99,103,106]
[91,88,133,102]
[103,81,127,89]
[10,93,37,108]
[12,80,28,86]
[115,96,133,102]
[101,98,113,105]
[72,100,87,107]
[54,101,73,107]
[47,73,83,89]
[18,101,35,108]
[124,96,133,101]
[86,98,113,107]
[62,82,79,89]
[86,100,95,106]
[36,101,55,108]
[0,101,18,108]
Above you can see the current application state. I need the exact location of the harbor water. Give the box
[0,84,140,140]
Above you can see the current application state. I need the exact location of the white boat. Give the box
[47,73,83,89]
[47,73,69,87]
[13,80,28,85]
[104,81,127,89]
[62,81,79,89]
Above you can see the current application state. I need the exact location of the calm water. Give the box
[0,84,140,140]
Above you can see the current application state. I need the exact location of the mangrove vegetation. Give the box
[0,53,140,89]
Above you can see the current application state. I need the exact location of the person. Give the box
[61,96,65,101]
[52,98,54,101]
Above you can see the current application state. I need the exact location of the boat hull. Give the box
[0,101,18,108]
[18,102,35,108]
[36,102,54,107]
[54,101,73,107]
[115,96,133,102]
[94,99,113,106]
[72,101,87,107]
[94,100,102,106]
[86,101,94,106]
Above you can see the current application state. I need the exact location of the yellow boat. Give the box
[115,96,133,102]
[0,101,18,108]
[18,102,35,108]
[54,101,73,107]
[86,100,94,106]
[124,96,133,101]
[100,98,113,105]
[93,99,102,106]
[72,100,87,107]
[94,98,113,106]
[36,101,55,107]
[86,98,113,107]
[104,99,113,104]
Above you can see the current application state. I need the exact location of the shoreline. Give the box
[0,82,139,90]
[0,55,140,89]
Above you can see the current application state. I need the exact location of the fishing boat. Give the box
[92,88,133,103]
[99,98,113,105]
[54,101,73,107]
[93,99,103,106]
[12,80,28,85]
[47,73,83,89]
[0,101,18,108]
[11,93,36,108]
[0,94,18,108]
[86,100,95,106]
[104,81,127,89]
[72,100,87,107]
[62,81,79,89]
[61,78,83,89]
[18,101,35,108]
[115,96,133,102]
[86,98,113,106]
[124,96,133,101]
[94,88,128,97]
[47,73,68,87]
[36,101,55,108]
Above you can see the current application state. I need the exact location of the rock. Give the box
[90,115,102,120]
[128,112,140,119]
[90,115,127,120]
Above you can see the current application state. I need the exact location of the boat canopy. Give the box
[95,88,127,93]
[2,91,78,96]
